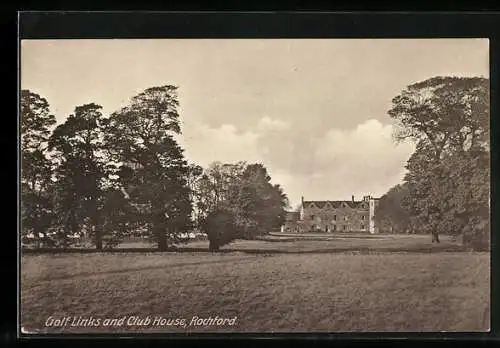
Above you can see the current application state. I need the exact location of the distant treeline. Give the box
[21,85,289,251]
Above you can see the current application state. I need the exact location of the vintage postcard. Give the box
[19,37,490,334]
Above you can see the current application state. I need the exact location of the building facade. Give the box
[282,195,380,234]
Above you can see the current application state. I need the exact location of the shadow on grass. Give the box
[266,233,394,240]
[256,237,396,242]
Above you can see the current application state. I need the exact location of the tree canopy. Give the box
[384,76,490,249]
[198,162,289,251]
[21,86,290,252]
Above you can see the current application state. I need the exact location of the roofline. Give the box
[303,200,368,204]
[302,198,381,203]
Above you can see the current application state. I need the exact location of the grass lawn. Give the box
[113,234,465,253]
[20,239,490,333]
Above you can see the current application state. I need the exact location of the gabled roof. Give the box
[303,200,370,209]
[314,201,327,209]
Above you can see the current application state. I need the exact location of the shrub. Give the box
[201,208,239,252]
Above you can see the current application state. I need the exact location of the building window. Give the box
[333,225,337,231]
[333,215,336,221]
[344,216,348,221]
[311,215,315,220]
[361,215,365,220]
[343,225,347,231]
[361,224,365,230]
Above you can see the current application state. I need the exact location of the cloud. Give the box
[256,117,291,132]
[178,122,260,167]
[315,119,409,164]
[298,119,415,203]
[177,118,415,209]
[176,116,293,168]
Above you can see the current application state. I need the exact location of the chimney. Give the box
[352,195,355,203]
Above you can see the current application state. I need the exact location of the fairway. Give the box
[115,233,466,253]
[21,239,490,333]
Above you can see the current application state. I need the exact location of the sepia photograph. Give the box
[19,38,490,334]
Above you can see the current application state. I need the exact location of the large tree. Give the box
[48,103,110,249]
[103,85,192,251]
[20,90,57,246]
[389,76,489,248]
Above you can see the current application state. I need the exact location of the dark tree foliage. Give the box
[99,187,140,249]
[202,208,239,252]
[198,162,289,251]
[20,90,57,246]
[374,184,410,234]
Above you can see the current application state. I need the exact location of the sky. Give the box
[20,39,489,209]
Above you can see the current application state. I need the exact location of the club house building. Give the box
[282,195,380,234]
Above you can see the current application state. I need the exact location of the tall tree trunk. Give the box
[94,225,103,250]
[431,230,440,243]
[157,227,168,251]
[209,239,219,252]
[152,204,168,251]
[92,204,102,250]
[34,225,41,249]
[154,217,168,251]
